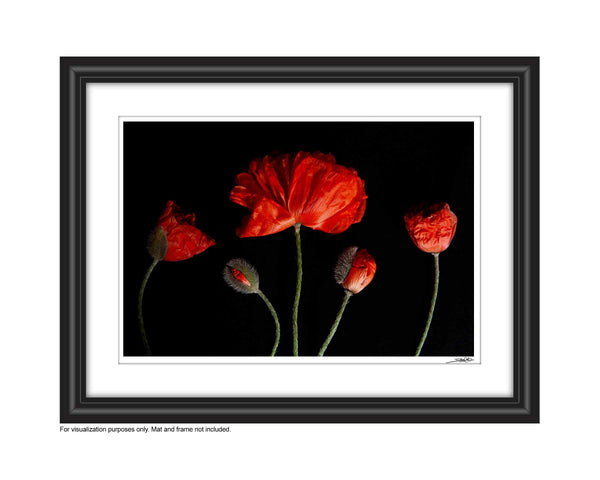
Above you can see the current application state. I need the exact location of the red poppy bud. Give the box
[231,268,252,287]
[404,202,457,254]
[156,200,215,262]
[334,247,376,294]
[230,151,367,238]
[223,258,260,294]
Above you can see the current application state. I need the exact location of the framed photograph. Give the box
[61,57,539,422]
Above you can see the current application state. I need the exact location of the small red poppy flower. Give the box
[334,247,377,294]
[404,202,457,254]
[149,200,215,262]
[230,151,367,237]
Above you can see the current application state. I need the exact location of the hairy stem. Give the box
[318,290,352,356]
[292,224,302,356]
[258,290,280,356]
[415,253,440,356]
[138,259,159,355]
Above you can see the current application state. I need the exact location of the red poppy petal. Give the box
[164,224,215,261]
[236,197,295,238]
[298,182,366,230]
[404,202,457,253]
[287,153,337,217]
[230,152,366,238]
[158,200,179,231]
[182,213,195,225]
[233,154,290,206]
[250,154,290,206]
[291,151,336,172]
[288,153,366,232]
[342,248,376,294]
[309,193,367,234]
[230,267,252,287]
[229,185,255,209]
[156,201,215,261]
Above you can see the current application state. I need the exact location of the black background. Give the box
[124,121,474,357]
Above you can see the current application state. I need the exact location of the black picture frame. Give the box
[60,57,539,423]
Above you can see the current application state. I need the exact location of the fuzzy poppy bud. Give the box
[404,202,457,254]
[334,247,376,294]
[147,226,168,261]
[223,258,260,294]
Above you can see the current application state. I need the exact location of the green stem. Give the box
[138,259,158,355]
[318,290,352,356]
[292,224,302,356]
[415,253,440,356]
[258,290,280,356]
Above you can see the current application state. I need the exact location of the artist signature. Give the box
[446,357,474,364]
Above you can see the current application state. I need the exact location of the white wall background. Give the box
[0,1,597,478]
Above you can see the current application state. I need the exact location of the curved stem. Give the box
[415,253,440,356]
[138,259,158,355]
[258,290,280,356]
[318,290,352,356]
[292,224,302,356]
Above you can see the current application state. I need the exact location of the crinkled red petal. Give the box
[157,201,215,262]
[404,202,457,253]
[230,151,367,237]
[342,249,377,294]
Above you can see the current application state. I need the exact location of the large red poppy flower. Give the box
[230,152,367,237]
[404,202,457,254]
[156,200,215,261]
